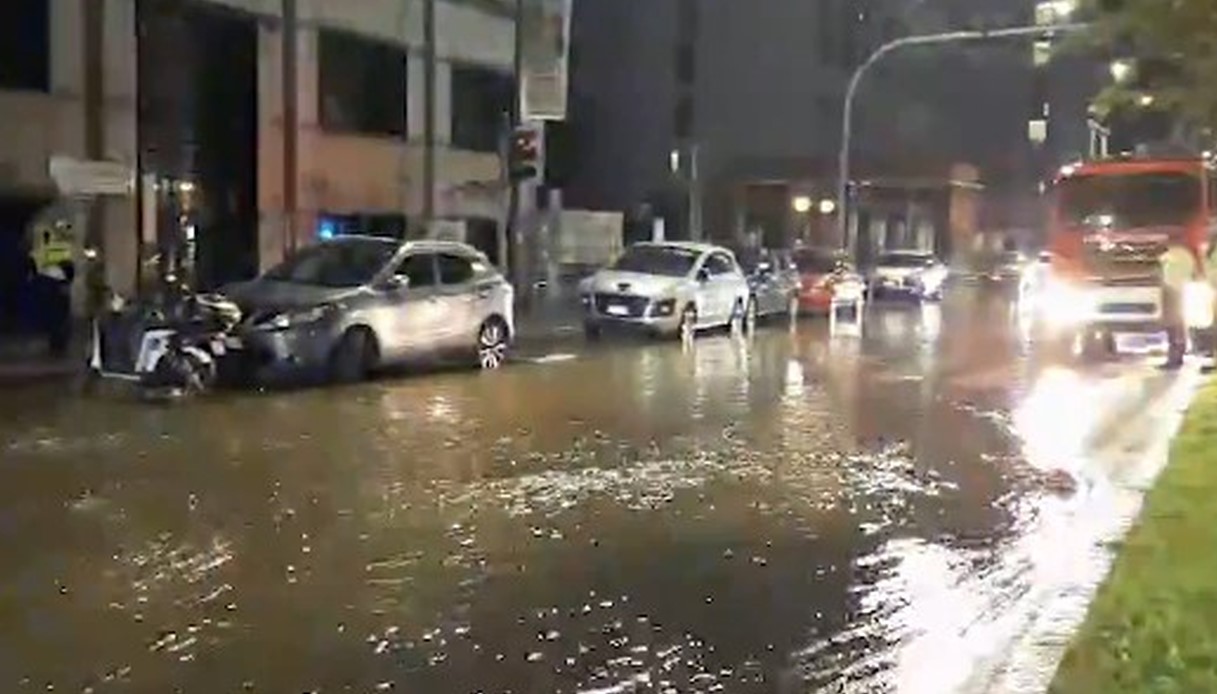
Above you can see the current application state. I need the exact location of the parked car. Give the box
[976,249,1033,287]
[868,250,949,301]
[579,241,753,340]
[221,236,514,383]
[730,246,800,321]
[793,247,866,314]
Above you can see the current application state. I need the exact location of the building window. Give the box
[318,29,407,138]
[450,64,513,152]
[677,0,699,45]
[0,0,50,91]
[673,94,693,140]
[675,42,696,85]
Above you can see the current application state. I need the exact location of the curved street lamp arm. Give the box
[835,22,1091,255]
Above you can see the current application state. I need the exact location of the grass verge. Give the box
[1051,381,1217,693]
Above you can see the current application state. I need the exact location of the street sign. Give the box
[519,0,572,121]
[49,155,135,196]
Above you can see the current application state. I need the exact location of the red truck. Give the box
[1033,153,1216,356]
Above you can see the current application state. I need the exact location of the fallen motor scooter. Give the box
[86,290,242,399]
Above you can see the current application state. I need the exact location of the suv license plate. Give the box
[606,304,630,316]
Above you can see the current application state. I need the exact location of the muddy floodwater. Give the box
[0,292,1194,693]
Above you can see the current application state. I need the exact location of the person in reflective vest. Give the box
[1160,239,1200,369]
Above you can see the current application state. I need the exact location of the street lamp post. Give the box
[836,22,1091,258]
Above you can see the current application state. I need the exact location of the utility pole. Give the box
[688,143,703,241]
[836,22,1090,258]
[422,0,437,229]
[506,0,526,293]
[82,0,105,313]
[282,0,299,253]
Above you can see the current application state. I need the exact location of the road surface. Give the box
[0,289,1197,693]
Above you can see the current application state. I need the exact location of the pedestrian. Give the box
[33,259,75,359]
[1159,237,1199,370]
[1202,235,1217,373]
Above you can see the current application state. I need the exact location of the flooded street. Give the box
[0,290,1195,693]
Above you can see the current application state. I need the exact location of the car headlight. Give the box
[267,304,335,330]
[651,298,677,317]
[1037,278,1092,328]
[1183,281,1214,329]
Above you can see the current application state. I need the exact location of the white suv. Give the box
[579,242,753,340]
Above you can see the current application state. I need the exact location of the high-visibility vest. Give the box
[1161,245,1197,291]
[30,226,74,275]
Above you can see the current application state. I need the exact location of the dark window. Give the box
[675,43,696,85]
[705,253,735,276]
[0,0,49,91]
[1057,172,1203,228]
[264,238,399,288]
[673,94,693,139]
[318,29,407,138]
[438,253,476,285]
[677,0,699,44]
[396,253,438,287]
[451,64,513,152]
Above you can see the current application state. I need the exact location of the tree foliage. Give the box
[1083,0,1217,139]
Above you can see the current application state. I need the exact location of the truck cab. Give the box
[1034,153,1215,356]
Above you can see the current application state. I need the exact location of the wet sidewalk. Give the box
[0,333,79,385]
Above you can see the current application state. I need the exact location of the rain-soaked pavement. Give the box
[0,289,1199,693]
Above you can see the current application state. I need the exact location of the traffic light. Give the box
[509,127,540,182]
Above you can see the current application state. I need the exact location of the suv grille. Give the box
[594,293,649,318]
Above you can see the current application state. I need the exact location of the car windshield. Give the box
[1057,171,1202,229]
[878,253,933,268]
[792,251,842,274]
[263,239,399,287]
[612,245,699,277]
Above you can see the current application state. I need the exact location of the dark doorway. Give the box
[137,0,258,290]
[0,196,50,337]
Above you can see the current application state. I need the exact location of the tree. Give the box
[1083,0,1217,141]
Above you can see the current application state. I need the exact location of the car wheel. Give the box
[679,305,697,342]
[330,327,376,383]
[477,318,509,370]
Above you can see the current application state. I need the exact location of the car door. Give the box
[433,252,480,350]
[383,252,441,358]
[705,251,741,322]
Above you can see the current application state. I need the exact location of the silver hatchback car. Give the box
[223,236,515,383]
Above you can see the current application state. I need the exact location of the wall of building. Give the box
[0,0,514,296]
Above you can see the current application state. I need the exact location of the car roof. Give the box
[632,241,727,255]
[317,235,483,256]
[879,249,933,257]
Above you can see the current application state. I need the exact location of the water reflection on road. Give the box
[0,291,1192,693]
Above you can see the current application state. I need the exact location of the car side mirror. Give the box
[697,268,710,283]
[381,275,410,292]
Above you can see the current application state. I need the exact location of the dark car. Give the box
[730,246,800,321]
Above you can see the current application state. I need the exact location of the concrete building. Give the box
[0,0,517,305]
[565,0,902,245]
[563,0,1103,256]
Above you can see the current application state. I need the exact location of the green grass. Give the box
[1052,383,1217,694]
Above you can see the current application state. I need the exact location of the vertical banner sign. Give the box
[520,0,572,121]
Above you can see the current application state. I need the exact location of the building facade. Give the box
[0,0,516,299]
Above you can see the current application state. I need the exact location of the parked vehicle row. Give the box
[96,236,959,395]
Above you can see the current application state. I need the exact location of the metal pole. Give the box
[689,143,702,241]
[506,0,525,292]
[282,0,298,253]
[836,23,1090,258]
[82,0,105,314]
[422,0,437,229]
